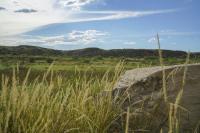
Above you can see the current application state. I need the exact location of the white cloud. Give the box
[0,0,178,37]
[0,0,70,37]
[0,6,6,10]
[0,30,107,46]
[148,35,165,44]
[68,30,107,44]
[0,35,39,46]
[14,8,38,13]
[0,6,62,37]
[124,41,136,45]
[71,9,177,22]
[148,37,156,43]
[160,30,200,36]
[59,0,95,10]
[38,35,66,45]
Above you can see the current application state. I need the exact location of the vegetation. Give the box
[0,60,199,133]
[0,64,123,133]
[0,54,200,68]
[1,45,200,58]
[0,44,200,133]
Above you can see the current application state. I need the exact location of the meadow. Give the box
[0,55,198,83]
[1,55,200,71]
[0,55,200,133]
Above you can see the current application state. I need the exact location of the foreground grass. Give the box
[2,35,200,132]
[0,62,199,132]
[0,64,123,133]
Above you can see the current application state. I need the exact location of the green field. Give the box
[1,55,200,82]
[1,55,199,82]
[1,55,200,71]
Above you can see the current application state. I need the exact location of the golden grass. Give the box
[156,34,196,133]
[0,63,123,133]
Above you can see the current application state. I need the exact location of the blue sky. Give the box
[0,0,200,51]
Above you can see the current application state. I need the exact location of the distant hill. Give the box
[0,45,199,58]
[64,48,188,58]
[0,45,63,56]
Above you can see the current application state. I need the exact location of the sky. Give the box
[0,0,200,51]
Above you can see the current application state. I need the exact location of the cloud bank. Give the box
[0,29,107,46]
[14,9,38,13]
[0,7,6,10]
[0,0,178,37]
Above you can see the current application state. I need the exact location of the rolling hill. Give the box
[0,45,63,56]
[0,45,199,58]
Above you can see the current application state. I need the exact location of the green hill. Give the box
[0,45,199,58]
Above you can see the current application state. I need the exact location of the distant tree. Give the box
[1,57,9,68]
[29,58,36,63]
[82,59,90,64]
[92,56,103,61]
[72,56,79,61]
[46,58,54,64]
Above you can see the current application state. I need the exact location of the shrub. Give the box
[93,56,103,61]
[29,58,36,63]
[82,59,90,64]
[46,58,54,64]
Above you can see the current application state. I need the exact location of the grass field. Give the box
[1,55,200,83]
[1,55,200,70]
[0,55,200,133]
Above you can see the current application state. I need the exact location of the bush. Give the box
[71,56,79,61]
[82,59,90,64]
[29,58,36,63]
[46,58,54,64]
[93,56,103,61]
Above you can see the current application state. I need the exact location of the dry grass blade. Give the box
[125,107,130,133]
[156,33,167,102]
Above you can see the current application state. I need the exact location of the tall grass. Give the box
[0,64,123,133]
[157,34,168,103]
[156,34,197,133]
[0,58,199,133]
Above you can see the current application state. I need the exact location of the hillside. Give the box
[64,48,188,58]
[0,45,63,56]
[0,45,199,58]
